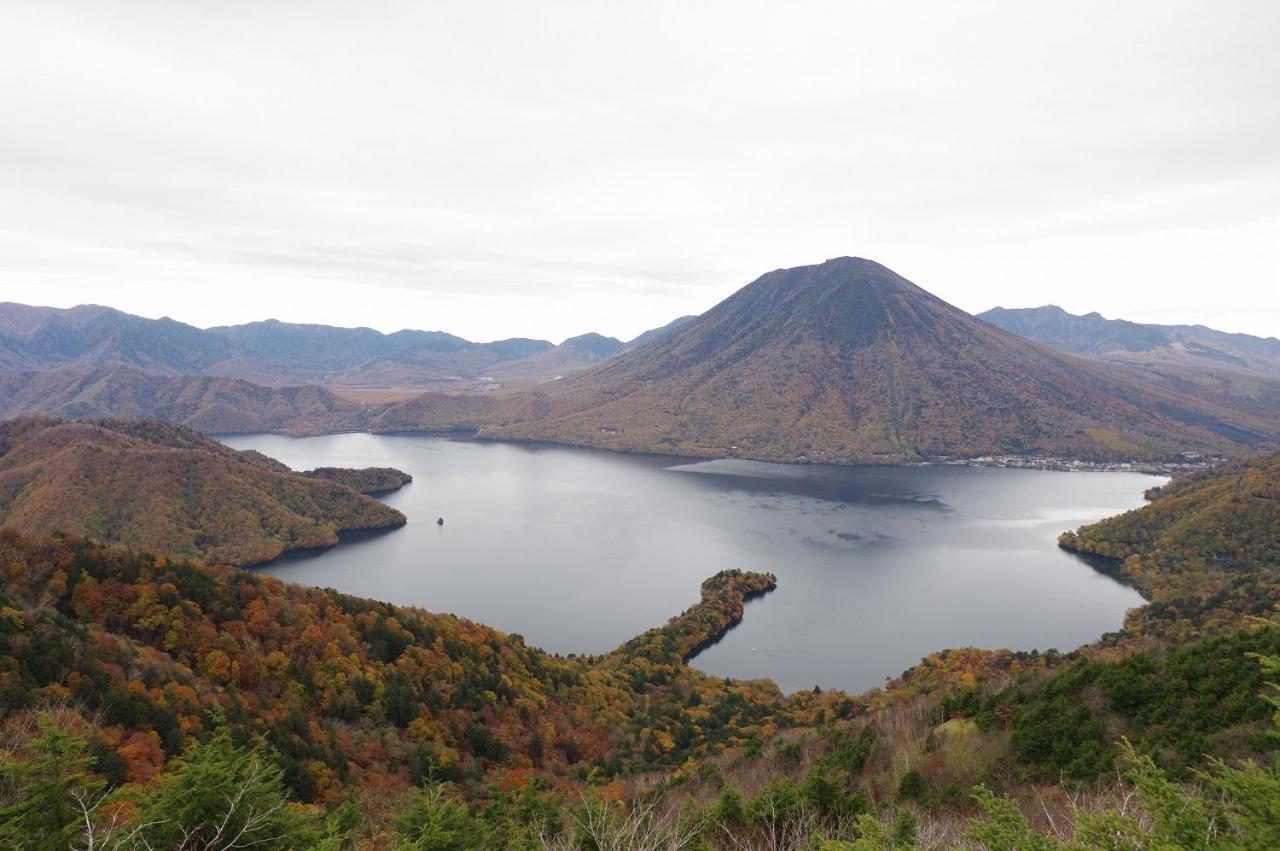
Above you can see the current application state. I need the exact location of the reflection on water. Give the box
[221,433,1155,693]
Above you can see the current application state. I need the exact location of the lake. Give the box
[221,433,1154,694]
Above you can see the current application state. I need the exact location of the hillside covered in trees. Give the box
[1,446,1279,846]
[979,304,1280,376]
[303,466,414,495]
[0,303,693,399]
[0,418,408,565]
[0,533,847,838]
[1060,448,1280,638]
[0,364,370,435]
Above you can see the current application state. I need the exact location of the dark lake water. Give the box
[221,433,1154,694]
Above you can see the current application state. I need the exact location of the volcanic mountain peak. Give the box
[726,256,921,311]
[621,256,966,371]
[405,256,1280,463]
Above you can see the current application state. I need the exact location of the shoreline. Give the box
[220,430,1168,697]
[239,523,407,571]
[925,454,1212,475]
[220,425,1222,477]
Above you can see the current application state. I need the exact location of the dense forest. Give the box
[1060,448,1280,638]
[0,533,836,790]
[0,418,407,565]
[302,467,414,495]
[0,363,370,435]
[1,447,1279,847]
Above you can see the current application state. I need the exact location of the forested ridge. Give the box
[0,535,851,826]
[1059,449,1280,638]
[302,467,413,495]
[1,448,1279,846]
[0,364,371,435]
[0,417,408,565]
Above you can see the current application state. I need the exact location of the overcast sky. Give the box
[1,1,1277,343]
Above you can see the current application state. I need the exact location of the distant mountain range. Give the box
[1,261,1276,461]
[0,417,406,565]
[0,302,687,391]
[375,258,1280,462]
[0,364,367,434]
[978,305,1280,375]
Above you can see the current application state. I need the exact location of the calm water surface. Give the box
[221,433,1154,693]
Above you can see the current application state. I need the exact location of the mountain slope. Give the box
[5,446,1280,841]
[0,529,820,801]
[1060,448,1280,637]
[0,303,233,374]
[4,449,1280,846]
[0,304,693,393]
[208,318,470,367]
[624,315,697,350]
[0,364,368,434]
[302,465,413,494]
[0,417,406,565]
[0,303,115,337]
[380,258,1280,462]
[480,332,625,384]
[332,337,558,389]
[206,321,570,385]
[979,305,1280,375]
[0,304,565,388]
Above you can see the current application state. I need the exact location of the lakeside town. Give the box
[938,453,1224,475]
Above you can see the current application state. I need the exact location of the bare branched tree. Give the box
[71,788,162,851]
[196,756,287,851]
[716,800,823,851]
[540,793,705,851]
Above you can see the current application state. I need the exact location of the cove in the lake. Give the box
[220,433,1154,694]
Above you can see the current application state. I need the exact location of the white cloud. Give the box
[1,0,1277,342]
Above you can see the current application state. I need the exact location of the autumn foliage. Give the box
[0,530,845,807]
[1060,448,1280,637]
[0,417,406,565]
